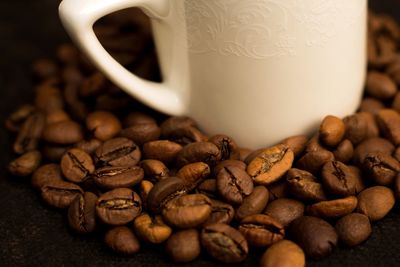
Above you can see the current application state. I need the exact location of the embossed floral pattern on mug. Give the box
[176,0,364,58]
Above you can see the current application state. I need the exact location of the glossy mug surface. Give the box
[59,0,367,148]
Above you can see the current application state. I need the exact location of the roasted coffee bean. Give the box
[306,196,358,219]
[395,174,400,200]
[67,192,97,234]
[42,120,84,145]
[366,71,397,100]
[244,147,266,165]
[86,111,121,141]
[296,149,334,175]
[42,145,70,162]
[357,186,395,221]
[31,163,64,190]
[388,59,400,85]
[394,146,400,162]
[343,114,369,145]
[8,150,41,177]
[164,126,207,146]
[160,116,197,137]
[348,166,366,193]
[96,188,142,225]
[61,148,95,183]
[363,152,400,185]
[104,226,140,255]
[360,97,385,114]
[41,180,83,209]
[80,72,106,97]
[196,179,217,199]
[353,137,394,166]
[204,199,235,225]
[216,166,253,205]
[120,123,161,146]
[45,110,70,125]
[289,216,338,259]
[281,135,308,158]
[335,213,371,247]
[176,162,210,191]
[376,109,400,145]
[32,58,59,79]
[209,134,239,160]
[139,159,169,183]
[264,198,305,227]
[162,194,212,228]
[321,161,357,197]
[5,104,36,132]
[139,180,153,207]
[165,229,201,263]
[143,140,182,165]
[35,85,64,113]
[176,142,221,168]
[213,160,246,176]
[133,213,172,244]
[319,115,345,147]
[14,112,45,154]
[359,112,380,138]
[93,166,144,189]
[123,112,157,128]
[260,240,305,267]
[239,214,284,248]
[147,177,187,213]
[201,223,248,264]
[333,139,354,163]
[286,168,327,202]
[75,139,102,155]
[247,144,294,185]
[267,180,290,201]
[305,134,326,153]
[95,137,141,167]
[235,186,269,221]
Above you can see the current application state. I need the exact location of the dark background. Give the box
[1,1,400,266]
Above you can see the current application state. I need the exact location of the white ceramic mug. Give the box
[59,0,367,148]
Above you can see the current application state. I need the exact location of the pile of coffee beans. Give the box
[5,9,400,267]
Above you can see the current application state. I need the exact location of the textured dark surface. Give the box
[1,0,400,266]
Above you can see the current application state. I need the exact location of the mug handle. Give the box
[59,0,186,115]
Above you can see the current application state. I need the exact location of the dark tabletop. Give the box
[1,1,400,266]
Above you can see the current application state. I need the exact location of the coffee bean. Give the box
[120,123,161,146]
[264,198,305,227]
[8,150,41,177]
[137,160,169,184]
[360,97,385,114]
[80,72,106,97]
[287,168,327,202]
[305,134,326,153]
[176,162,210,191]
[160,116,197,137]
[95,137,141,167]
[388,59,400,85]
[289,216,338,259]
[164,126,207,146]
[306,196,358,219]
[5,104,36,132]
[196,179,217,199]
[209,134,239,160]
[203,199,235,225]
[213,160,246,176]
[123,112,157,128]
[247,144,294,185]
[162,194,212,228]
[296,149,334,175]
[335,213,371,247]
[235,186,269,221]
[143,140,182,165]
[14,112,45,154]
[281,135,308,158]
[45,110,70,125]
[356,186,395,221]
[239,214,284,248]
[133,213,172,244]
[216,166,253,205]
[359,112,380,138]
[41,180,83,209]
[353,137,394,166]
[319,115,345,147]
[96,188,142,225]
[333,139,354,163]
[244,147,266,165]
[42,145,70,162]
[67,192,97,234]
[61,148,95,183]
[31,163,64,190]
[176,142,221,168]
[42,120,84,145]
[376,109,400,145]
[32,58,59,79]
[35,85,64,113]
[321,161,357,197]
[86,111,121,141]
[201,223,248,263]
[260,240,305,267]
[75,139,103,155]
[104,226,140,255]
[139,180,153,207]
[343,114,369,145]
[165,229,201,263]
[363,152,400,185]
[366,71,397,100]
[93,166,144,189]
[267,180,290,201]
[348,166,366,193]
[147,177,186,213]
